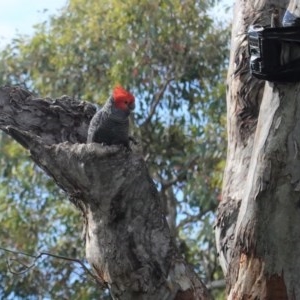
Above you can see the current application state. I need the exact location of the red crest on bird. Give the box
[113,85,135,111]
[113,85,134,103]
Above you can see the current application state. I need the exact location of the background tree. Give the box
[216,0,300,298]
[0,0,230,298]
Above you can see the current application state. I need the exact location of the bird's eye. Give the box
[124,101,128,104]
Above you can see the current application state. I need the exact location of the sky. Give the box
[0,0,67,47]
[0,0,233,49]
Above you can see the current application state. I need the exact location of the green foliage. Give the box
[0,134,105,299]
[0,0,230,298]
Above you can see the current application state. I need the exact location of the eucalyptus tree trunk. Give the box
[0,86,209,300]
[215,0,300,299]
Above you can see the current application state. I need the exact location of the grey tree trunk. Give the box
[0,86,209,300]
[215,0,300,299]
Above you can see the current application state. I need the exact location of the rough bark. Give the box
[215,0,300,299]
[0,86,209,300]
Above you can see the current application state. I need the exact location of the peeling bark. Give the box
[216,0,300,299]
[0,86,209,300]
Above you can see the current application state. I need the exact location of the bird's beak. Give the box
[128,102,135,110]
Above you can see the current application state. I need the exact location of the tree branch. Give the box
[206,279,226,290]
[0,86,210,300]
[0,246,100,284]
[0,86,96,145]
[141,76,174,127]
[161,155,200,189]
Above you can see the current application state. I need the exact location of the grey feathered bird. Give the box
[87,85,135,148]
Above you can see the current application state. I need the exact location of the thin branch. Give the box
[177,213,203,229]
[0,246,101,286]
[206,279,226,290]
[0,246,36,258]
[161,155,200,189]
[142,76,175,127]
[6,257,36,275]
[177,208,211,230]
[9,258,32,269]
